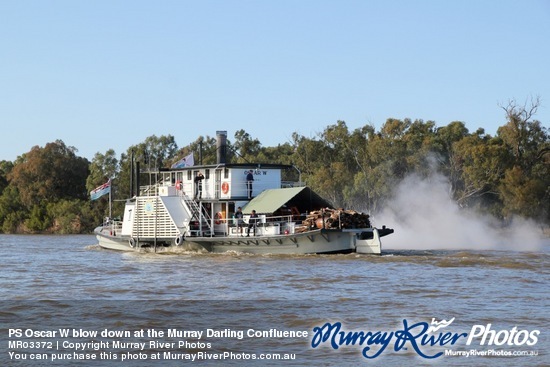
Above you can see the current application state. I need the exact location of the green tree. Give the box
[498,97,546,168]
[48,199,93,234]
[290,131,338,204]
[343,125,375,211]
[433,121,470,198]
[497,98,550,221]
[86,149,119,222]
[87,149,118,191]
[356,118,422,212]
[172,134,219,166]
[137,135,179,170]
[500,166,548,220]
[8,140,89,207]
[116,135,179,202]
[452,133,510,212]
[233,129,262,163]
[0,186,25,233]
[290,132,330,179]
[25,204,51,232]
[402,119,437,176]
[0,160,14,194]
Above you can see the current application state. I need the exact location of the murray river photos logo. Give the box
[310,318,540,359]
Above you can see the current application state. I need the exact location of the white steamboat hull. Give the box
[204,229,380,254]
[94,227,382,255]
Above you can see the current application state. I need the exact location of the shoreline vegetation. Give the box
[0,101,548,236]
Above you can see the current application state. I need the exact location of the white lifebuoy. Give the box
[175,234,184,246]
[129,238,136,248]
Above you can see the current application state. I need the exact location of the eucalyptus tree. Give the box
[86,149,120,222]
[233,129,262,163]
[289,128,341,206]
[87,149,118,190]
[433,121,470,198]
[6,140,89,232]
[116,134,179,198]
[498,97,545,167]
[497,98,549,221]
[342,125,373,211]
[315,121,358,207]
[8,140,89,207]
[452,130,509,212]
[402,119,437,176]
[172,134,225,166]
[0,160,13,194]
[0,185,24,233]
[138,134,179,170]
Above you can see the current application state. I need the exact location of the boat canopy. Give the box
[242,186,332,215]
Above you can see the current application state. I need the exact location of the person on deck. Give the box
[235,207,244,236]
[194,172,204,199]
[246,170,254,199]
[246,210,259,237]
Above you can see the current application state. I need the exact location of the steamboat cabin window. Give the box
[224,168,229,179]
[205,169,210,179]
[187,170,192,180]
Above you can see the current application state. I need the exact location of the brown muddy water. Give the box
[1,235,548,366]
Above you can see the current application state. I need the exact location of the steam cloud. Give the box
[376,173,547,251]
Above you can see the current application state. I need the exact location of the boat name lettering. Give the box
[244,170,267,175]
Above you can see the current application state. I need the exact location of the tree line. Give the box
[0,99,548,234]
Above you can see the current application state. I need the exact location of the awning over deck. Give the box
[242,186,332,215]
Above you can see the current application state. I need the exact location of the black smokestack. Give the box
[216,130,227,164]
[130,150,134,197]
[135,161,140,197]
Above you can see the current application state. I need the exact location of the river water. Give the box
[0,234,548,366]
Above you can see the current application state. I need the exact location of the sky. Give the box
[1,0,549,162]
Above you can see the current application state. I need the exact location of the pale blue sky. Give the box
[1,0,549,162]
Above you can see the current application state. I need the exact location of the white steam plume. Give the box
[376,173,547,251]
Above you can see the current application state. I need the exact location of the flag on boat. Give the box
[171,152,194,168]
[90,179,111,200]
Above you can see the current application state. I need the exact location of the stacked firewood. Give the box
[300,208,371,230]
